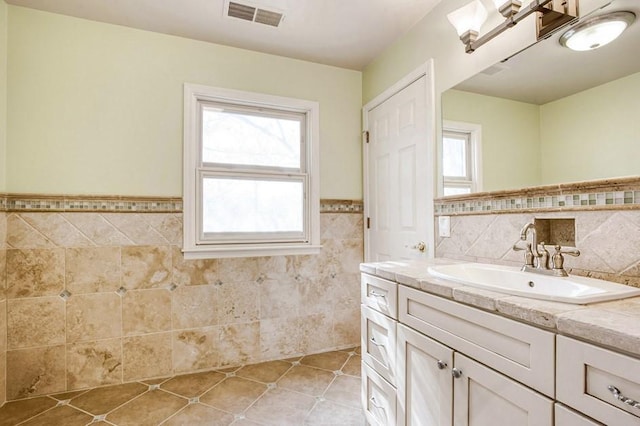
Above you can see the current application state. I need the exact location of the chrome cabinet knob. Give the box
[437,360,447,370]
[452,368,463,379]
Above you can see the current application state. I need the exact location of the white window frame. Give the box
[442,120,483,195]
[183,84,321,259]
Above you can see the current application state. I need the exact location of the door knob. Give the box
[412,241,426,252]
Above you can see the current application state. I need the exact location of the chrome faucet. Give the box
[513,221,580,277]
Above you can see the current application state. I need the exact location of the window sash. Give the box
[196,171,308,245]
[442,130,472,180]
[198,100,306,173]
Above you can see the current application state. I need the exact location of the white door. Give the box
[397,324,453,426]
[453,353,554,426]
[364,63,435,261]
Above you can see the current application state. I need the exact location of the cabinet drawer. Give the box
[362,273,397,319]
[362,362,397,426]
[399,285,555,397]
[555,404,603,426]
[362,305,397,385]
[557,335,640,425]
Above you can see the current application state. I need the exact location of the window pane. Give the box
[443,186,472,196]
[442,135,468,178]
[202,106,302,169]
[202,177,303,234]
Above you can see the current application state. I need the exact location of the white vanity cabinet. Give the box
[396,285,554,426]
[361,271,640,426]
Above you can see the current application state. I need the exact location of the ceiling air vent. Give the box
[227,1,283,27]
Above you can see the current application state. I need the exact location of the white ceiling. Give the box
[5,0,443,70]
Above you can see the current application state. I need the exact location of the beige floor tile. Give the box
[19,404,93,426]
[161,370,226,398]
[48,389,89,401]
[106,389,188,426]
[69,381,148,415]
[277,365,335,396]
[235,360,291,383]
[139,376,172,386]
[300,351,350,371]
[341,355,361,377]
[200,377,267,414]
[323,375,361,409]
[304,399,365,425]
[245,387,316,425]
[0,396,57,426]
[162,403,235,426]
[231,419,265,426]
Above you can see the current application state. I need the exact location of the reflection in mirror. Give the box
[440,0,640,196]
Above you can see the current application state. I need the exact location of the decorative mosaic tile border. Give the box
[0,194,184,213]
[320,199,364,213]
[0,194,363,214]
[435,177,640,216]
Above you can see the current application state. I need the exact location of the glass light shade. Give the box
[447,0,488,36]
[560,11,635,51]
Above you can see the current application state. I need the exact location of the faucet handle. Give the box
[513,241,535,267]
[558,246,580,257]
[551,245,580,271]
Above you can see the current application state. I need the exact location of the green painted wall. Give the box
[540,72,640,184]
[6,6,362,198]
[442,90,540,192]
[0,1,7,192]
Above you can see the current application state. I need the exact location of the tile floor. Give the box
[0,347,364,426]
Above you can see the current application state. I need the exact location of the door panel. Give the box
[397,324,453,426]
[453,353,553,426]
[366,72,432,261]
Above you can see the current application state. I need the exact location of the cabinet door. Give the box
[397,324,453,426]
[555,404,604,426]
[453,353,553,426]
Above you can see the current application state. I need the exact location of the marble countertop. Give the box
[360,258,640,359]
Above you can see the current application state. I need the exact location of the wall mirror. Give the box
[440,0,640,197]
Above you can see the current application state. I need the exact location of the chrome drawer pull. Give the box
[369,337,385,348]
[370,396,385,410]
[370,396,388,419]
[369,290,387,300]
[608,385,640,409]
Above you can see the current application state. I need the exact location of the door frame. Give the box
[362,60,437,262]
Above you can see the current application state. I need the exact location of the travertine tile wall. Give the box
[436,210,640,287]
[0,212,6,406]
[2,211,363,401]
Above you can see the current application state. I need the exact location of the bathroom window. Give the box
[183,84,320,259]
[442,121,482,196]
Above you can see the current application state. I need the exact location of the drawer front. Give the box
[399,285,555,397]
[557,335,640,425]
[362,273,398,319]
[555,404,603,426]
[362,361,397,426]
[362,305,397,386]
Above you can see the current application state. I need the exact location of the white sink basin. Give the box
[428,263,640,304]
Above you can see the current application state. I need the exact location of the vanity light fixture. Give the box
[447,0,579,53]
[559,11,636,51]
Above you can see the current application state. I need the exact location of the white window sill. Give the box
[182,244,323,259]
